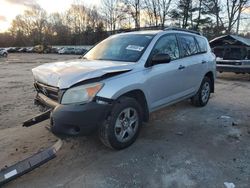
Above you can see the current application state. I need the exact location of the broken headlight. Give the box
[61,82,104,104]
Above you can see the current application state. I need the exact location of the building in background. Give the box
[210,35,250,74]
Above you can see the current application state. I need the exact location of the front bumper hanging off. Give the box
[23,93,112,136]
[23,110,51,127]
[22,92,57,127]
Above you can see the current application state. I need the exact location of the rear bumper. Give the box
[35,93,112,136]
[216,65,250,73]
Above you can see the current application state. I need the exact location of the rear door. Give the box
[195,35,211,73]
[176,34,206,94]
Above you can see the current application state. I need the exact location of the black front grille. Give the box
[35,82,59,101]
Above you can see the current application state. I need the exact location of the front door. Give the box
[144,34,187,110]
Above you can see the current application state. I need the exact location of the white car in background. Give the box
[0,48,8,57]
[58,47,76,54]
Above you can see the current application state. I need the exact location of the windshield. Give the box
[84,34,154,62]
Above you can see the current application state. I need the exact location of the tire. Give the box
[191,76,211,107]
[98,97,143,150]
[3,53,7,58]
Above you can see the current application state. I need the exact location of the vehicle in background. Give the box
[18,47,27,53]
[26,47,34,53]
[5,47,16,53]
[210,35,250,74]
[31,28,216,149]
[13,47,21,52]
[5,47,12,52]
[34,45,52,53]
[75,48,87,55]
[51,47,60,54]
[58,47,76,54]
[0,48,8,57]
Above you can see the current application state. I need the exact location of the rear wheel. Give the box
[98,97,142,150]
[191,77,211,107]
[3,53,7,57]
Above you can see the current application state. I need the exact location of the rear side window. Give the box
[178,35,198,57]
[196,37,207,53]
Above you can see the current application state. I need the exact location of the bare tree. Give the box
[202,0,225,32]
[101,0,124,31]
[48,13,71,45]
[227,0,249,34]
[4,0,250,48]
[226,0,248,33]
[158,0,172,27]
[194,0,203,29]
[143,0,159,26]
[191,0,213,30]
[87,6,100,30]
[235,1,250,33]
[170,0,192,28]
[9,5,48,45]
[65,3,87,34]
[122,0,141,28]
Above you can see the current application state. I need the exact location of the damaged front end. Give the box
[23,59,134,135]
[23,81,113,136]
[23,81,62,127]
[23,77,124,136]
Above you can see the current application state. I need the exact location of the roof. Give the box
[114,27,204,37]
[120,30,162,35]
[164,27,202,35]
[210,35,250,47]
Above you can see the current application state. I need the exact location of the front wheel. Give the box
[191,77,211,107]
[98,97,142,150]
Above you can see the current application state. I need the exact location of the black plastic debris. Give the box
[0,139,62,186]
[23,110,51,127]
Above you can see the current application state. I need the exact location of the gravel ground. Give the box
[0,53,250,188]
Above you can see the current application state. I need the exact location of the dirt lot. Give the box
[0,53,250,188]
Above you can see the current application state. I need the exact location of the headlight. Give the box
[61,82,103,104]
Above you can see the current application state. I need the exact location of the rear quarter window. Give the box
[196,37,207,53]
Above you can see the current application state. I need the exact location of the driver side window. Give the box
[152,35,180,60]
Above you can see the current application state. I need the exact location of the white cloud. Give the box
[0,15,7,22]
[5,0,38,7]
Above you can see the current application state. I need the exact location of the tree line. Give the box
[0,0,249,47]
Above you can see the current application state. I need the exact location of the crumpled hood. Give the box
[32,59,135,89]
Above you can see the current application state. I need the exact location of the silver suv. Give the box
[29,28,216,149]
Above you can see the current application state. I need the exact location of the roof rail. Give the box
[164,27,202,36]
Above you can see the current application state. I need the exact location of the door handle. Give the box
[178,65,185,70]
[202,60,207,64]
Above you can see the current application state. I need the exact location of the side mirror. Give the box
[151,53,171,65]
